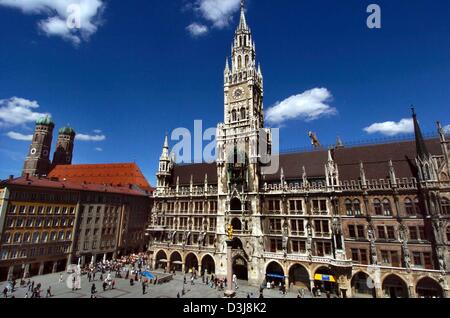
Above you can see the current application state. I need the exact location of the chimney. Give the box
[25,173,30,181]
[8,175,14,181]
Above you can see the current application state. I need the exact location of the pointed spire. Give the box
[437,121,446,143]
[360,162,367,187]
[225,57,230,72]
[302,166,308,186]
[412,108,430,161]
[389,159,397,187]
[160,134,170,161]
[336,136,344,149]
[238,0,248,31]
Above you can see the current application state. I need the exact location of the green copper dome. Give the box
[36,115,54,126]
[59,126,76,135]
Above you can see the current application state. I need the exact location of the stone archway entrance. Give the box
[155,250,168,270]
[266,262,285,286]
[232,256,248,281]
[314,267,339,295]
[416,277,444,298]
[382,274,409,298]
[351,272,375,298]
[201,255,215,275]
[289,264,310,291]
[170,252,183,272]
[185,253,199,274]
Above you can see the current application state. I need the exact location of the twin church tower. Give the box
[22,115,76,177]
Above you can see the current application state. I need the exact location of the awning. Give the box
[314,274,336,283]
[266,273,285,279]
[172,261,184,265]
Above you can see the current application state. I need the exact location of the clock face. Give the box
[43,150,49,157]
[233,88,243,100]
[30,148,37,155]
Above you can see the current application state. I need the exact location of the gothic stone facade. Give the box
[147,5,450,298]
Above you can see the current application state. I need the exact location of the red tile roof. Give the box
[1,176,150,197]
[48,163,153,191]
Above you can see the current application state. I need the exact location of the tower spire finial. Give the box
[238,0,247,30]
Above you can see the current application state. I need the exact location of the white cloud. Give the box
[0,97,50,127]
[93,129,102,134]
[94,147,103,152]
[186,0,240,35]
[444,125,450,134]
[76,133,106,141]
[364,118,414,136]
[266,88,337,125]
[6,131,33,141]
[0,0,106,45]
[195,0,241,28]
[186,22,209,37]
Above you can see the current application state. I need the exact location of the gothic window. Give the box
[353,200,362,215]
[32,232,40,243]
[404,198,414,215]
[441,198,450,215]
[245,55,249,67]
[446,227,450,242]
[315,241,332,256]
[23,232,30,243]
[240,108,246,120]
[238,56,242,69]
[290,219,304,236]
[13,233,21,243]
[314,220,330,237]
[345,199,353,215]
[232,109,237,122]
[382,199,392,216]
[373,199,382,215]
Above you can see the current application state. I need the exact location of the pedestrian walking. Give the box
[3,287,8,298]
[142,281,146,295]
[59,273,64,283]
[46,286,52,298]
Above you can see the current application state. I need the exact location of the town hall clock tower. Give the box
[216,1,272,285]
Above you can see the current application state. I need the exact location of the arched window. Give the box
[382,199,392,216]
[41,232,48,243]
[231,109,237,122]
[240,108,246,120]
[373,199,382,215]
[353,200,362,216]
[245,55,249,67]
[23,232,30,243]
[58,231,65,241]
[404,198,414,215]
[345,199,353,216]
[50,231,57,241]
[66,231,72,240]
[447,227,450,242]
[238,56,242,69]
[442,198,450,215]
[32,232,40,243]
[13,233,22,243]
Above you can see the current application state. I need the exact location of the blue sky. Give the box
[0,0,449,186]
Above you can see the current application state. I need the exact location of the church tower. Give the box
[216,1,270,285]
[52,126,76,166]
[22,115,55,177]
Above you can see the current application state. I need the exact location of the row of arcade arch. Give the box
[154,250,215,275]
[154,249,445,298]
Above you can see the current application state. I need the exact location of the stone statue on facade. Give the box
[367,224,378,265]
